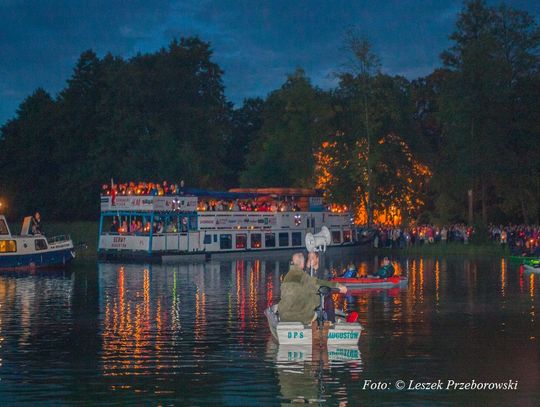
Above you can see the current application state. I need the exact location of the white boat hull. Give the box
[265,307,363,345]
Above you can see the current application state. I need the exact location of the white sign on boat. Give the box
[275,321,362,345]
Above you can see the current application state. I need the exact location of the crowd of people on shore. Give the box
[373,224,471,248]
[373,224,540,256]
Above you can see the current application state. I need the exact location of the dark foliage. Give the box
[1,1,538,224]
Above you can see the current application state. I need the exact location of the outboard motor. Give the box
[316,286,332,327]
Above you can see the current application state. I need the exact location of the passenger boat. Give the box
[98,187,368,262]
[331,275,408,289]
[264,305,363,345]
[0,215,75,270]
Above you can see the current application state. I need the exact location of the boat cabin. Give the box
[0,215,16,254]
[98,186,359,261]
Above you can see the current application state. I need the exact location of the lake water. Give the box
[0,253,538,405]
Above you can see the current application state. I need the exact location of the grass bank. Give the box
[376,242,510,257]
[45,221,99,262]
[39,222,514,263]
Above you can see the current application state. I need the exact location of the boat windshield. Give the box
[0,219,9,235]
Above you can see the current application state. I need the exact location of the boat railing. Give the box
[48,234,71,244]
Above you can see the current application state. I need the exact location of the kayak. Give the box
[331,275,408,289]
[264,305,363,345]
[523,263,540,273]
[509,256,540,266]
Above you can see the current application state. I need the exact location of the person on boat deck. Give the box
[277,253,347,325]
[110,218,119,233]
[341,263,357,278]
[31,212,42,235]
[120,220,128,234]
[374,256,395,279]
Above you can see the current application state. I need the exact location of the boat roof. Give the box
[179,188,322,199]
[183,188,263,200]
[229,188,322,197]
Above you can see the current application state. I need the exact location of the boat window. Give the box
[332,231,341,244]
[203,234,212,244]
[236,234,247,249]
[279,232,289,247]
[213,234,217,243]
[251,233,262,248]
[0,240,16,253]
[0,219,9,235]
[35,239,48,251]
[343,230,352,243]
[265,233,276,248]
[220,234,232,250]
[291,232,302,247]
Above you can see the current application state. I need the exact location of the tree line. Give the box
[1,0,539,224]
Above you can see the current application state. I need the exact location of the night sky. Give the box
[1,0,539,126]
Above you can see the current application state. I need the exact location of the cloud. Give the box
[0,0,172,124]
[141,0,462,103]
[1,0,539,123]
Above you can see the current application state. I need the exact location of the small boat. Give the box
[523,263,540,273]
[509,255,540,266]
[265,305,363,345]
[331,275,408,289]
[0,215,75,270]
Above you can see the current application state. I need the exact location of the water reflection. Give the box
[94,255,540,403]
[0,254,538,404]
[266,340,362,405]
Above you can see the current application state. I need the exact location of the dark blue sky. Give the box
[1,0,538,126]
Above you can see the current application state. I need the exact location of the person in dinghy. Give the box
[340,263,358,278]
[277,252,347,326]
[370,256,395,279]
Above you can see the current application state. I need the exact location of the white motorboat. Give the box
[0,215,75,270]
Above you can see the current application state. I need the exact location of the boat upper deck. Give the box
[101,195,198,213]
[100,186,329,214]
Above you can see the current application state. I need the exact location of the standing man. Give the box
[31,212,42,235]
[278,252,346,325]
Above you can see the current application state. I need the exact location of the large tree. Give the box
[439,0,540,224]
[319,34,430,225]
[0,38,233,220]
[0,89,58,217]
[340,32,381,226]
[239,69,334,187]
[225,97,265,186]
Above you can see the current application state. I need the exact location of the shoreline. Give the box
[372,242,511,258]
[43,222,526,264]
